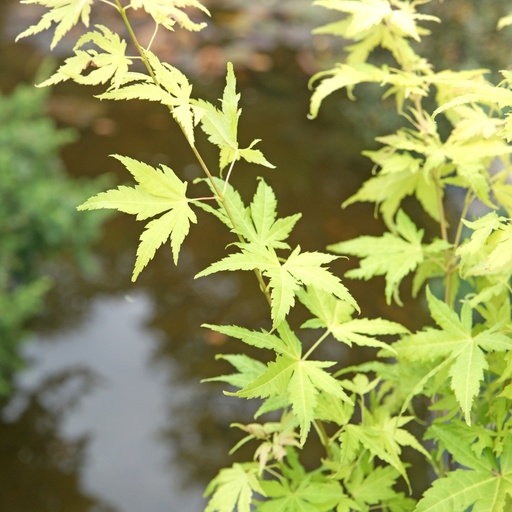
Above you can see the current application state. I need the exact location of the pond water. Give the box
[0,2,431,511]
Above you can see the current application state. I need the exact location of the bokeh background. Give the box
[1,1,511,511]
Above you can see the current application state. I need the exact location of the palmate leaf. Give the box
[329,210,431,305]
[257,475,347,512]
[415,468,512,512]
[130,0,210,33]
[249,180,302,250]
[193,64,274,171]
[199,177,256,237]
[309,62,384,118]
[313,0,392,39]
[203,322,301,359]
[425,423,491,473]
[443,140,512,208]
[345,148,440,226]
[204,462,265,512]
[433,78,512,117]
[199,178,300,253]
[202,354,267,390]
[313,0,436,42]
[238,354,352,445]
[99,51,202,143]
[39,25,132,89]
[414,436,512,512]
[196,243,357,327]
[341,412,429,488]
[16,0,92,49]
[145,51,202,142]
[299,286,407,353]
[394,288,512,423]
[346,464,413,510]
[432,75,512,143]
[457,212,512,281]
[78,155,196,280]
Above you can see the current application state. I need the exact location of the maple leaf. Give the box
[203,322,301,360]
[433,77,512,117]
[246,179,302,250]
[130,0,210,32]
[204,463,265,512]
[16,0,93,49]
[329,210,446,305]
[77,155,196,280]
[344,144,440,226]
[309,1,438,115]
[346,463,414,510]
[309,62,384,118]
[314,0,392,39]
[340,410,429,488]
[258,476,347,512]
[415,430,512,512]
[99,51,202,143]
[299,286,407,353]
[39,25,132,89]
[197,243,357,327]
[203,354,267,392]
[394,288,512,424]
[457,212,512,277]
[204,178,300,250]
[237,352,352,445]
[193,64,274,172]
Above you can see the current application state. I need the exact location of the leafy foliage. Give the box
[204,462,265,512]
[18,0,512,511]
[193,63,274,172]
[16,0,93,49]
[0,81,107,394]
[78,154,197,280]
[38,25,132,89]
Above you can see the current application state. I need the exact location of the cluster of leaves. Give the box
[17,0,512,511]
[0,80,107,394]
[308,0,512,509]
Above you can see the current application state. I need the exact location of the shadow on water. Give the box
[0,368,116,512]
[0,2,437,511]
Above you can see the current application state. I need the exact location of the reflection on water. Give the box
[11,295,208,512]
[0,368,114,512]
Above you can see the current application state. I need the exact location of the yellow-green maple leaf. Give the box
[130,0,210,33]
[394,288,512,424]
[16,0,93,49]
[39,25,132,89]
[238,354,351,445]
[78,154,196,280]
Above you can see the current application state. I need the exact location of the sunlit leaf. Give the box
[204,463,264,512]
[394,288,512,423]
[78,155,196,280]
[258,475,347,511]
[299,287,405,353]
[130,0,210,32]
[16,0,93,49]
[238,355,352,445]
[415,436,512,512]
[197,243,356,327]
[329,210,430,305]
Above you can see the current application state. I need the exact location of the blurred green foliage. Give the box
[317,1,512,143]
[0,82,108,394]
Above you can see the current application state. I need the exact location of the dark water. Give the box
[0,3,430,511]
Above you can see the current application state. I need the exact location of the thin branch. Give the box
[113,1,272,308]
[303,330,330,360]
